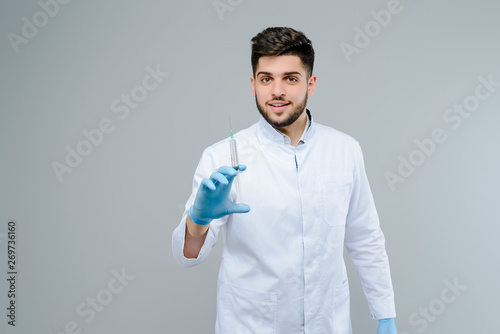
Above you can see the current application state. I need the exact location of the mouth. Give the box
[268,101,291,113]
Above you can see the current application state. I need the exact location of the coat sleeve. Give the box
[171,147,227,268]
[344,141,396,319]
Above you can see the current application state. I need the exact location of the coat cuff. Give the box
[367,298,396,319]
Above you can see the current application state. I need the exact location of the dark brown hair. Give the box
[251,27,315,77]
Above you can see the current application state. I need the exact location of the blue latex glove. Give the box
[377,318,397,334]
[189,165,250,225]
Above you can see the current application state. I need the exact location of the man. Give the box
[172,27,397,334]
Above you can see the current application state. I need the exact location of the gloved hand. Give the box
[377,318,397,334]
[189,165,250,225]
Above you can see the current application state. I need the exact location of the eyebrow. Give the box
[256,71,303,77]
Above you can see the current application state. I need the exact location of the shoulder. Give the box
[312,122,365,169]
[314,122,360,148]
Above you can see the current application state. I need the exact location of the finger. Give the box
[238,164,246,172]
[210,172,229,185]
[217,166,238,177]
[227,202,251,214]
[201,178,216,191]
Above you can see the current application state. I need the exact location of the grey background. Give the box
[1,0,499,333]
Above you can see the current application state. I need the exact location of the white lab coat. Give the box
[172,112,396,334]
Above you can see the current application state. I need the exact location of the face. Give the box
[251,55,316,130]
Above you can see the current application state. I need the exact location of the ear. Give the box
[250,75,256,97]
[307,74,317,97]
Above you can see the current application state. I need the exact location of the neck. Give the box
[278,110,308,147]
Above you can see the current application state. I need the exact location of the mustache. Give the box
[268,97,289,102]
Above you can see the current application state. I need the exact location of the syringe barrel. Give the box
[230,139,239,168]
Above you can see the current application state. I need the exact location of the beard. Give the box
[255,92,308,130]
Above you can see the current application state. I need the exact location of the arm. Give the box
[172,149,220,266]
[183,214,209,259]
[344,142,396,320]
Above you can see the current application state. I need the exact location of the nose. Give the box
[272,80,285,98]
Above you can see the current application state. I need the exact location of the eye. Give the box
[286,77,298,83]
[261,77,271,83]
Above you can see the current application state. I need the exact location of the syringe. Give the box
[229,121,242,204]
